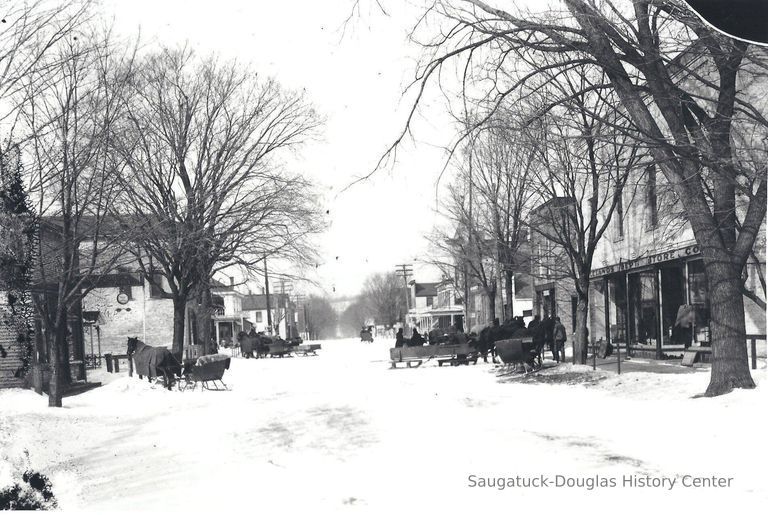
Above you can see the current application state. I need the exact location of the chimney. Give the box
[229,276,235,286]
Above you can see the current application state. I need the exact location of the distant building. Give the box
[529,197,579,336]
[241,293,298,338]
[406,281,438,331]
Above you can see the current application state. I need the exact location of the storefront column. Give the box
[625,274,631,355]
[603,277,611,346]
[657,268,663,359]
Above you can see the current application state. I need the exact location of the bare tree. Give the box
[359,271,405,328]
[114,47,322,356]
[372,0,766,396]
[0,0,93,139]
[463,114,536,321]
[430,169,500,328]
[19,24,135,407]
[304,294,337,340]
[340,298,371,336]
[522,67,643,363]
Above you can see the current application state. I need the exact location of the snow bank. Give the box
[1,338,765,512]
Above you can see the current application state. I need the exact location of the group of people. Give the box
[527,315,568,363]
[394,315,570,363]
[394,321,467,348]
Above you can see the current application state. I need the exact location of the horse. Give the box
[126,337,182,390]
[471,322,526,364]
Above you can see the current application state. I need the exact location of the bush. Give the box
[0,470,57,510]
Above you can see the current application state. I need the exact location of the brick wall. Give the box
[82,282,176,356]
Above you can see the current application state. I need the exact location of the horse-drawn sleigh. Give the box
[126,337,231,391]
[360,327,374,343]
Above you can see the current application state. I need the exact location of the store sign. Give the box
[592,244,700,277]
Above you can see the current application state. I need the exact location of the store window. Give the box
[660,265,687,347]
[629,271,657,346]
[687,260,710,343]
[608,276,628,343]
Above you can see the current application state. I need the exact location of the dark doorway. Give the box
[660,265,687,347]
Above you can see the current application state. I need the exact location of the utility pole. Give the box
[395,264,413,328]
[277,280,293,337]
[264,256,273,334]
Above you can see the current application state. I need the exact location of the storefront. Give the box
[592,244,708,358]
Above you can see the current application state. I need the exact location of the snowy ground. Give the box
[1,338,766,513]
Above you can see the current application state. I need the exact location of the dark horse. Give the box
[472,321,528,364]
[127,337,182,390]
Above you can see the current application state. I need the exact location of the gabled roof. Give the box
[413,282,438,297]
[211,278,234,291]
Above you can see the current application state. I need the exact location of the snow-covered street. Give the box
[1,338,766,513]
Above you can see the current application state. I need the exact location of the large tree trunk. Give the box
[47,307,68,407]
[172,295,187,356]
[573,276,590,365]
[197,285,214,354]
[704,257,755,396]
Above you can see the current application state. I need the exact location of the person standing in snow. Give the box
[395,328,405,348]
[553,317,567,363]
[542,315,555,360]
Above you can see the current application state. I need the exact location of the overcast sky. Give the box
[104,0,458,297]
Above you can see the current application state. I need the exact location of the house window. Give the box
[614,187,624,239]
[149,273,165,298]
[255,311,263,323]
[645,165,658,230]
[426,296,433,307]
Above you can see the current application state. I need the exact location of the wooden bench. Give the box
[293,344,321,356]
[389,344,476,369]
[681,346,712,366]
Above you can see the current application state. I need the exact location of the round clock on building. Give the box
[116,292,130,305]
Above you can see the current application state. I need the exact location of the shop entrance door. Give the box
[628,271,658,348]
[660,265,687,347]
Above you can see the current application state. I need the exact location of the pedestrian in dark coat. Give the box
[409,328,425,346]
[248,328,260,358]
[240,330,254,358]
[428,327,442,345]
[543,315,555,359]
[527,315,541,332]
[553,317,567,363]
[395,328,405,348]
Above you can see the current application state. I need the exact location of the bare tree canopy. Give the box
[113,47,323,354]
